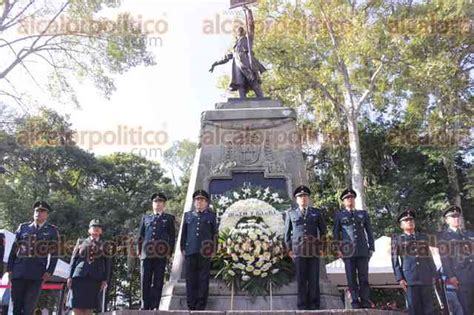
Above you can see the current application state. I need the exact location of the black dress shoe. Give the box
[351,302,362,309]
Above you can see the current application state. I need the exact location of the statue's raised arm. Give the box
[243,5,255,41]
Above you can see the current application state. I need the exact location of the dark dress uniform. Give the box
[181,190,217,310]
[7,202,59,315]
[0,233,4,276]
[67,233,111,309]
[285,200,326,309]
[438,206,474,315]
[333,189,374,309]
[137,194,176,310]
[391,210,438,315]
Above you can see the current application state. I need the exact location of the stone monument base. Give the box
[101,310,404,315]
[161,280,342,311]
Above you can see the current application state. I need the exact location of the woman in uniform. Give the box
[67,219,111,315]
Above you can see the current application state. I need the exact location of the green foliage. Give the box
[0,109,174,308]
[164,139,197,186]
[251,0,472,233]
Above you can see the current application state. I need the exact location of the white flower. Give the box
[245,265,255,272]
[233,192,240,199]
[228,270,236,276]
[261,272,268,278]
[242,243,250,252]
[235,263,245,270]
[253,269,262,276]
[263,252,271,260]
[271,268,279,274]
[231,254,238,262]
[242,275,251,281]
[262,263,272,271]
[249,232,257,240]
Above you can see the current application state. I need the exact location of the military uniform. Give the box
[438,206,474,315]
[333,188,374,309]
[67,220,111,309]
[138,192,176,310]
[7,201,59,315]
[391,209,438,315]
[180,190,217,310]
[284,185,327,310]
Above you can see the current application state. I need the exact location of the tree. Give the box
[255,0,397,209]
[0,0,155,109]
[254,0,471,211]
[163,139,197,186]
[0,109,174,309]
[385,0,472,219]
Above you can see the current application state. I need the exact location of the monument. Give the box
[159,98,343,310]
[101,4,404,315]
[160,1,343,311]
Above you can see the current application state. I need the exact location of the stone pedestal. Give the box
[160,99,343,310]
[101,310,405,315]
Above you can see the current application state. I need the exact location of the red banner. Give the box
[0,283,64,290]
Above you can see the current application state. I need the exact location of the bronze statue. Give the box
[209,5,266,98]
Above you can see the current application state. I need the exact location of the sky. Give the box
[2,0,249,163]
[68,0,242,160]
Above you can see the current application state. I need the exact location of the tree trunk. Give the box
[346,110,366,210]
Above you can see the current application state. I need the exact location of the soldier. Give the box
[284,185,326,310]
[7,200,60,315]
[67,219,111,314]
[137,192,176,310]
[438,205,474,315]
[391,209,438,315]
[180,190,217,310]
[333,188,374,309]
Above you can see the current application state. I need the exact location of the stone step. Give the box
[101,310,404,315]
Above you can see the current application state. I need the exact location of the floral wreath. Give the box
[211,184,294,296]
